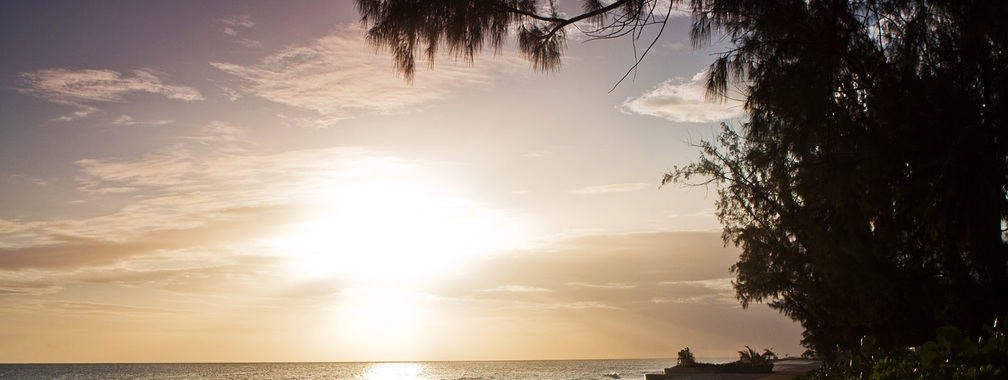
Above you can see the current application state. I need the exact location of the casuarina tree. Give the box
[356,0,1008,361]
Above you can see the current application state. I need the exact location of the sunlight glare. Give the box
[270,178,514,284]
[326,287,429,358]
[361,363,430,380]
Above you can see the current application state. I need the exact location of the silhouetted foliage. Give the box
[672,346,776,372]
[676,347,696,367]
[355,0,671,82]
[356,0,1008,364]
[736,345,778,365]
[666,0,1008,360]
[798,318,1007,379]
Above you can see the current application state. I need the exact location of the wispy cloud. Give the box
[570,182,650,194]
[546,301,621,310]
[211,25,525,128]
[480,298,621,311]
[17,68,203,121]
[481,285,553,293]
[651,278,737,304]
[439,231,743,316]
[58,251,304,297]
[112,115,173,126]
[657,278,735,290]
[218,15,256,28]
[237,39,264,48]
[567,282,636,289]
[0,276,62,296]
[47,301,184,316]
[621,71,745,123]
[217,15,262,48]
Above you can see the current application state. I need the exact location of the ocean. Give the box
[0,358,738,380]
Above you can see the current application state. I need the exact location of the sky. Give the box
[0,0,804,363]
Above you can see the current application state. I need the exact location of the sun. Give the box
[270,178,513,285]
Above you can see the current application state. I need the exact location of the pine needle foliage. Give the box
[355,0,664,81]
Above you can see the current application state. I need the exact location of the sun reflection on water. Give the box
[360,363,431,380]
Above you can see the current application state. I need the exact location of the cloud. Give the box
[475,298,621,312]
[0,206,299,272]
[621,71,745,123]
[218,15,256,28]
[237,38,264,48]
[71,121,284,193]
[478,232,741,286]
[433,231,743,317]
[540,301,621,310]
[55,107,100,121]
[17,68,203,103]
[569,182,650,194]
[46,301,183,316]
[0,277,62,295]
[217,15,262,48]
[61,252,309,297]
[16,68,203,120]
[112,115,173,126]
[651,278,737,304]
[481,285,553,293]
[212,25,525,128]
[567,282,636,289]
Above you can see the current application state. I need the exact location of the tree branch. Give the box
[496,0,635,40]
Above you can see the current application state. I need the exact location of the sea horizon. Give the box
[0,358,745,380]
[0,356,745,365]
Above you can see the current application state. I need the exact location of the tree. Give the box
[356,0,1008,361]
[665,0,1008,360]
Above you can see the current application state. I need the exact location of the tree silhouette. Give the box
[356,0,1008,361]
[666,0,1008,359]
